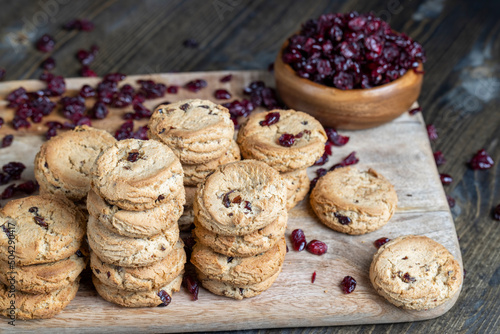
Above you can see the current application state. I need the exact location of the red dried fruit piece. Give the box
[409,107,422,115]
[16,180,38,194]
[232,195,242,204]
[330,151,359,170]
[3,162,25,180]
[80,66,97,77]
[306,240,328,255]
[440,173,453,185]
[311,271,316,283]
[401,272,416,283]
[222,190,235,208]
[127,152,139,162]
[278,133,295,147]
[493,204,500,221]
[7,87,29,108]
[1,135,14,148]
[433,151,446,166]
[157,290,171,307]
[104,73,126,82]
[341,276,356,294]
[214,89,232,100]
[1,184,16,199]
[291,229,307,251]
[310,168,328,190]
[468,149,494,170]
[79,85,96,98]
[314,152,329,166]
[374,237,390,248]
[183,274,200,301]
[41,57,56,70]
[133,126,149,140]
[446,195,456,208]
[183,39,199,48]
[35,34,55,52]
[334,212,351,225]
[260,112,280,126]
[76,49,95,66]
[89,102,108,119]
[137,79,167,99]
[115,120,134,141]
[34,216,48,229]
[326,128,349,146]
[220,74,232,82]
[426,124,438,141]
[244,201,252,212]
[184,79,207,92]
[167,85,178,94]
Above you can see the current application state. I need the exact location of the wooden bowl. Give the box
[274,43,424,130]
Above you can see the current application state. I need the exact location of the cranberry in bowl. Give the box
[274,11,425,129]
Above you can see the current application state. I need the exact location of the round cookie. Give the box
[90,240,186,291]
[281,169,310,210]
[92,273,183,308]
[191,236,286,286]
[148,99,234,164]
[197,268,281,300]
[310,167,398,235]
[237,109,327,172]
[0,253,86,294]
[87,189,183,238]
[370,235,463,310]
[34,125,116,201]
[87,215,179,267]
[0,195,86,265]
[194,160,287,236]
[0,279,79,320]
[91,138,185,211]
[193,210,287,257]
[183,140,241,186]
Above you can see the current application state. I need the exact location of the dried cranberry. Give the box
[104,73,126,82]
[133,126,149,140]
[330,151,359,170]
[310,168,328,189]
[42,74,66,96]
[137,79,167,99]
[311,271,316,283]
[1,184,16,200]
[183,274,199,301]
[401,272,416,283]
[35,34,55,52]
[7,87,29,108]
[447,195,456,208]
[278,133,295,147]
[409,107,422,115]
[127,152,139,162]
[34,216,48,229]
[222,99,255,119]
[1,135,13,148]
[306,240,328,255]
[291,229,307,251]
[341,276,356,294]
[80,66,97,77]
[468,149,494,170]
[3,162,25,180]
[214,89,232,100]
[63,19,94,31]
[0,173,10,186]
[76,49,95,66]
[426,124,438,141]
[222,190,235,208]
[41,57,56,70]
[314,152,329,166]
[79,85,96,98]
[493,204,500,221]
[374,237,390,248]
[16,180,38,194]
[220,74,232,82]
[433,151,446,166]
[157,290,171,307]
[440,173,453,185]
[167,85,178,94]
[115,120,134,140]
[184,79,207,92]
[260,112,280,126]
[334,212,351,225]
[326,128,349,146]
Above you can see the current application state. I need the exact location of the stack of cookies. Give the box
[148,99,240,230]
[237,109,327,210]
[34,125,116,212]
[191,160,288,299]
[87,138,187,307]
[0,195,86,319]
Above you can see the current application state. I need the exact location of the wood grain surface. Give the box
[0,1,498,333]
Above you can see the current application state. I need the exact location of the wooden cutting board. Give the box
[0,70,462,333]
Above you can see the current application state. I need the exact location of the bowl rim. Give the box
[276,41,424,94]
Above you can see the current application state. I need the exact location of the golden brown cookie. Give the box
[194,160,287,236]
[91,138,185,211]
[148,99,234,164]
[193,210,287,257]
[197,267,281,300]
[87,215,179,267]
[183,140,241,186]
[191,236,286,286]
[0,195,86,265]
[92,273,182,308]
[87,189,183,238]
[34,125,116,201]
[370,235,463,310]
[0,253,86,294]
[90,240,186,291]
[310,167,398,235]
[237,109,327,172]
[0,279,79,320]
[281,168,310,210]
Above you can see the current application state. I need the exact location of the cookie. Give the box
[0,253,86,294]
[34,125,116,201]
[237,109,327,172]
[90,240,186,291]
[0,279,79,320]
[281,168,310,210]
[0,195,86,265]
[193,210,287,257]
[87,189,183,238]
[194,160,287,236]
[87,215,179,267]
[92,273,183,308]
[197,267,281,300]
[91,138,185,211]
[191,236,286,286]
[370,235,463,310]
[148,99,234,164]
[183,140,241,186]
[310,167,398,235]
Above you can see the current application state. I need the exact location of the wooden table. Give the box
[0,0,498,333]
